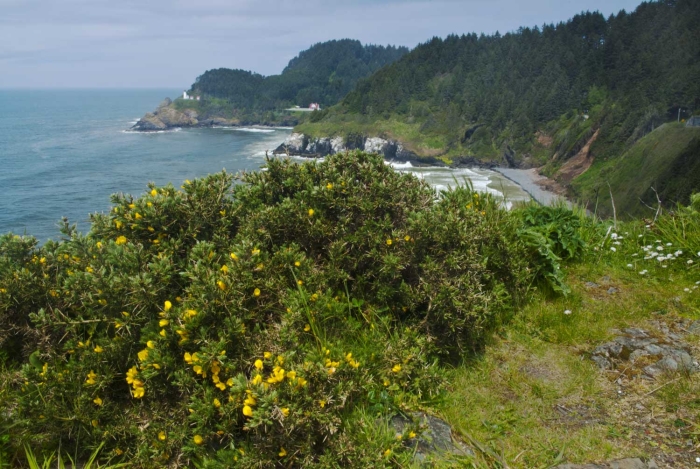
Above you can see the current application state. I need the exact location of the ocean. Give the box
[0,89,293,242]
[0,89,529,242]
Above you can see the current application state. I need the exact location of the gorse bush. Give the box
[0,152,534,467]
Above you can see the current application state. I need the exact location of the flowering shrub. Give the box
[0,151,532,466]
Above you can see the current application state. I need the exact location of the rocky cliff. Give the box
[273,133,498,168]
[131,98,242,131]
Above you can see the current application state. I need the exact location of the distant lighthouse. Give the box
[183,91,190,100]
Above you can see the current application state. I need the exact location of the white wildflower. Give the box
[610,247,617,252]
[638,234,643,238]
[688,260,694,265]
[666,242,672,246]
[627,264,633,268]
[564,310,572,315]
[613,241,621,245]
[662,265,667,268]
[639,270,648,275]
[656,246,664,251]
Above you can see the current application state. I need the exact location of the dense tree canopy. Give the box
[190,40,409,111]
[313,0,700,162]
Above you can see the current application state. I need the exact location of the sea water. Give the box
[0,89,529,242]
[0,89,292,241]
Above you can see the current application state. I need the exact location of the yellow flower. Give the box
[326,183,333,190]
[318,400,326,408]
[251,248,260,256]
[217,280,226,291]
[286,370,296,380]
[230,252,238,260]
[297,280,303,286]
[392,364,402,373]
[281,407,290,417]
[126,366,138,384]
[386,239,392,246]
[158,431,167,441]
[114,448,124,455]
[133,387,145,398]
[184,309,197,319]
[220,265,229,273]
[128,203,135,209]
[294,261,301,267]
[278,447,287,457]
[216,382,226,390]
[115,220,123,230]
[164,300,172,311]
[159,319,169,327]
[264,352,272,359]
[98,299,107,306]
[251,374,263,385]
[244,395,256,406]
[115,235,127,245]
[150,189,157,197]
[193,365,203,374]
[304,324,311,332]
[193,435,204,445]
[213,398,221,408]
[242,405,253,417]
[383,449,392,458]
[93,397,103,406]
[253,288,261,297]
[134,212,142,220]
[308,208,314,217]
[409,431,417,439]
[404,235,411,241]
[91,420,99,427]
[138,349,149,361]
[85,370,97,385]
[93,345,104,353]
[254,359,263,370]
[184,352,193,364]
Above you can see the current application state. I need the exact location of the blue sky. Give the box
[0,0,645,88]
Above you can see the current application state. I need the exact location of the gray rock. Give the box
[553,458,656,469]
[644,356,678,377]
[689,320,700,334]
[608,458,650,469]
[585,282,600,288]
[607,287,619,294]
[591,355,612,370]
[623,328,648,338]
[390,412,471,463]
[644,344,663,355]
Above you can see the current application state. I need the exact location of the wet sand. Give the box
[493,168,571,207]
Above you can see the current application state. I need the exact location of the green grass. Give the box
[573,123,700,219]
[439,216,700,467]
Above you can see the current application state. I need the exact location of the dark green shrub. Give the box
[0,151,531,467]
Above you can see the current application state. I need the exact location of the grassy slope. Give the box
[439,218,700,467]
[569,124,700,219]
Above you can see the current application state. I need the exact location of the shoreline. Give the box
[493,167,571,207]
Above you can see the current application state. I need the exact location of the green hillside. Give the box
[188,40,408,117]
[572,123,700,218]
[297,0,700,209]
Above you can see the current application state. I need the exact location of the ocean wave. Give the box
[386,160,413,169]
[214,127,276,133]
[121,128,182,134]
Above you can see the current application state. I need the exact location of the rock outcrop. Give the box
[273,133,458,167]
[132,102,199,131]
[590,324,699,378]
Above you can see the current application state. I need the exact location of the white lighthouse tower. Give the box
[183,90,190,100]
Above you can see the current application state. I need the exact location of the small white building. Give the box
[309,103,321,110]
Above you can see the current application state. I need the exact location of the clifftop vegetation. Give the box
[175,40,408,125]
[297,0,700,215]
[2,153,699,467]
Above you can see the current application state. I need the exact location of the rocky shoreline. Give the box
[271,132,498,169]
